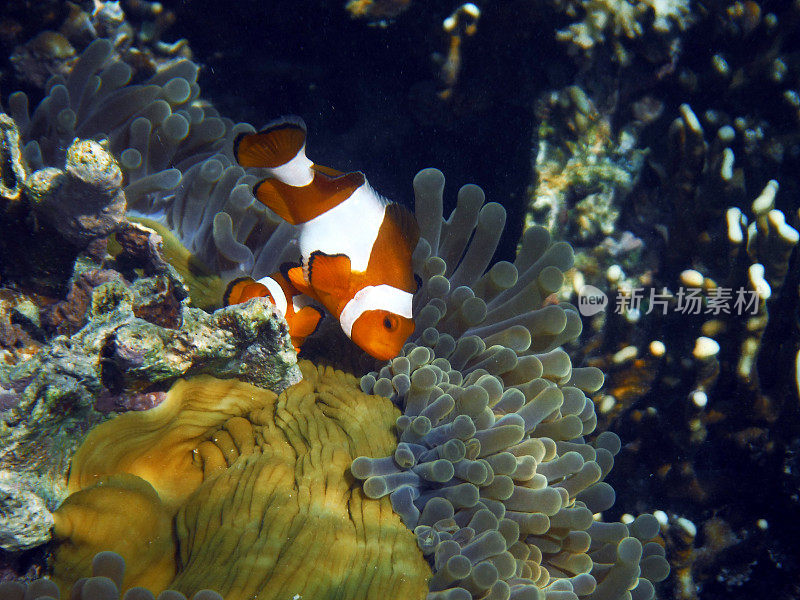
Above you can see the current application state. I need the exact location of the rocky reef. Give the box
[0,249,299,553]
[1,77,301,552]
[0,34,671,597]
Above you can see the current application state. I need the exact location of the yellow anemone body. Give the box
[52,362,431,599]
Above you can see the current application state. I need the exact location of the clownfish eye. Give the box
[383,315,398,330]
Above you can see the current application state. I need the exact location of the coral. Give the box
[2,0,190,95]
[39,268,128,337]
[527,86,644,244]
[0,268,299,552]
[435,4,482,100]
[345,0,413,23]
[607,109,800,593]
[0,472,54,553]
[523,85,659,376]
[50,362,431,600]
[0,113,27,202]
[26,137,127,246]
[626,103,799,426]
[8,30,76,89]
[356,169,669,599]
[122,218,228,311]
[554,0,693,63]
[0,289,44,365]
[564,4,800,587]
[0,112,127,295]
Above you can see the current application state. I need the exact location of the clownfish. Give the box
[225,272,324,353]
[233,117,419,361]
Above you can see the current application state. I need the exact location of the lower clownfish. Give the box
[233,117,419,361]
[225,272,324,353]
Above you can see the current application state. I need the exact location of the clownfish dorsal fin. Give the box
[384,203,420,250]
[253,171,366,225]
[307,251,352,298]
[233,116,308,169]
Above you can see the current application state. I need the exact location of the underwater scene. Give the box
[0,0,798,599]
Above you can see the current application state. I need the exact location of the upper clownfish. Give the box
[225,272,324,353]
[233,117,419,361]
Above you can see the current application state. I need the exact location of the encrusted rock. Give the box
[27,138,127,246]
[0,274,300,552]
[0,114,27,203]
[1,115,129,295]
[0,472,55,552]
[0,290,44,365]
[9,31,77,88]
[40,268,127,337]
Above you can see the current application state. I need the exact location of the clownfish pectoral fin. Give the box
[233,116,307,169]
[286,265,315,298]
[290,305,325,339]
[307,251,352,298]
[253,171,366,225]
[253,178,297,224]
[223,276,250,305]
[224,277,269,305]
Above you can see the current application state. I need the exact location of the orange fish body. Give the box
[225,272,323,353]
[234,117,418,360]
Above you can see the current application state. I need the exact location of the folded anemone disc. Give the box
[52,362,431,599]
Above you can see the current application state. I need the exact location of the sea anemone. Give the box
[2,38,295,286]
[354,169,669,600]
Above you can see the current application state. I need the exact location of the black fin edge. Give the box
[307,250,350,286]
[279,261,301,283]
[223,276,256,306]
[259,115,308,135]
[232,131,249,165]
[308,305,326,336]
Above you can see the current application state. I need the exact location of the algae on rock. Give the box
[0,113,127,295]
[0,270,300,552]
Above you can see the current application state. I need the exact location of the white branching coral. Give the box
[555,0,693,60]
